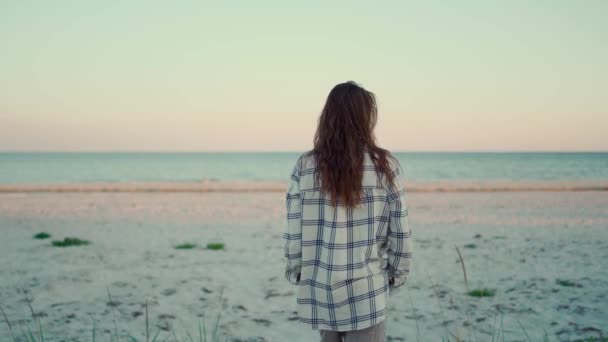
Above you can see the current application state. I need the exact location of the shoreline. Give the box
[1,180,608,193]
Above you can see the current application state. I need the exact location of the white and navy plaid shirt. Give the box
[283,151,413,331]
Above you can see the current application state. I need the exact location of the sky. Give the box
[1,1,607,152]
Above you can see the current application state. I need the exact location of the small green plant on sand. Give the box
[206,243,225,251]
[555,278,577,287]
[175,243,197,250]
[33,232,51,240]
[463,243,477,249]
[467,288,495,297]
[51,237,90,247]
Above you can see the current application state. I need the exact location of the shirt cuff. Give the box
[388,275,407,295]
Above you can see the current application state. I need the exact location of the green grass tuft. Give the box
[175,243,197,250]
[51,237,90,247]
[33,232,51,240]
[206,243,225,251]
[467,288,495,297]
[555,278,577,287]
[463,243,477,249]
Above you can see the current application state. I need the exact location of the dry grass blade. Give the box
[90,315,97,342]
[424,268,452,339]
[0,304,17,341]
[106,287,120,342]
[455,246,468,291]
[22,287,44,342]
[145,299,150,342]
[455,246,477,342]
[517,320,532,342]
[405,287,421,342]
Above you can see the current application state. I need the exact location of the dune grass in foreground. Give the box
[51,237,91,247]
[0,289,229,342]
[174,242,198,250]
[205,243,225,251]
[32,232,51,240]
[2,295,605,342]
[172,242,225,250]
[2,240,603,341]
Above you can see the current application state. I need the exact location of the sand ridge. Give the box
[1,180,608,193]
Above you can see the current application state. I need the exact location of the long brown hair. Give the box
[312,81,396,207]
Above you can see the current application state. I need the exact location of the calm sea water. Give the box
[0,152,607,184]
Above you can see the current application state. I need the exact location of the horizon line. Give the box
[1,149,607,154]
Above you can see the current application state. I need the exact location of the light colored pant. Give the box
[319,321,385,342]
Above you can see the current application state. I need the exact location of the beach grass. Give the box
[555,278,578,287]
[33,232,51,240]
[463,243,477,249]
[51,237,90,247]
[206,243,225,251]
[1,291,229,342]
[467,288,496,297]
[175,242,198,250]
[2,280,602,341]
[1,237,600,341]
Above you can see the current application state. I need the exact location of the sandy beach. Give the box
[3,0,607,339]
[1,189,607,341]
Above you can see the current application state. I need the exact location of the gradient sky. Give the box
[1,1,607,152]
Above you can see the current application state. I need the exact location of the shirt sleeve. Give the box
[386,163,413,290]
[283,158,303,285]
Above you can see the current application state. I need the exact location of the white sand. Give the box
[0,191,607,341]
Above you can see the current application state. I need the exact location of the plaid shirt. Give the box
[283,151,413,331]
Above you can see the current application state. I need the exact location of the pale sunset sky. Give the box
[1,1,606,152]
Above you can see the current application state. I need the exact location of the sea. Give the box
[0,152,607,184]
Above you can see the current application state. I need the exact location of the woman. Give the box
[283,81,413,342]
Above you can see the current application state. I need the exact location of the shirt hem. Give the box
[299,313,387,332]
